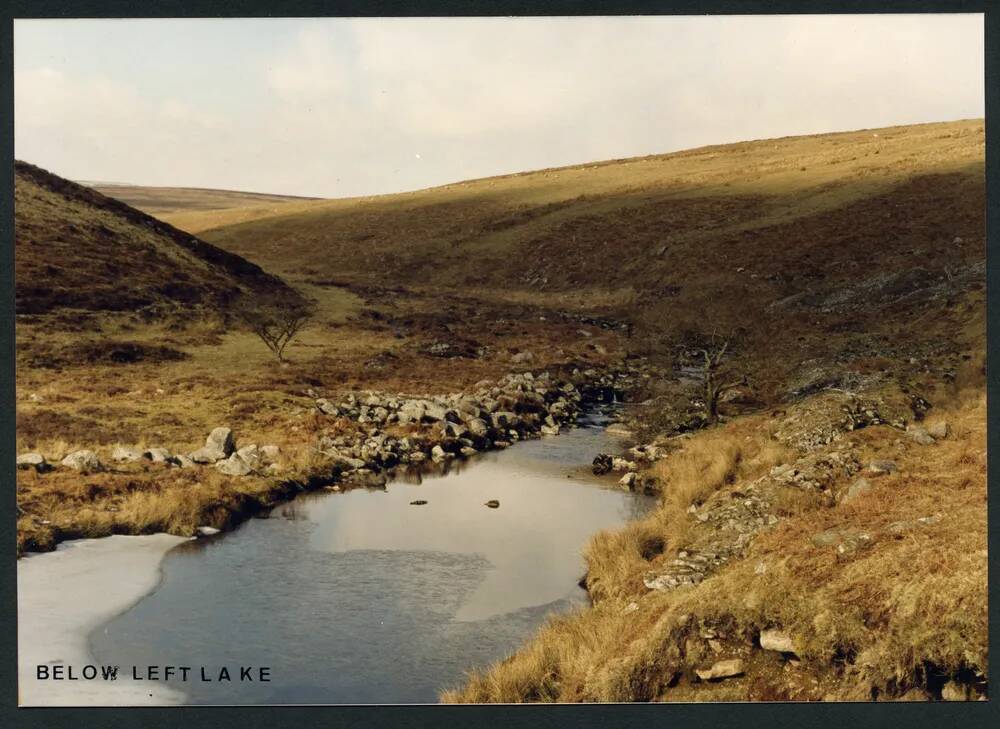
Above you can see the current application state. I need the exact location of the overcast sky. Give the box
[14,15,984,198]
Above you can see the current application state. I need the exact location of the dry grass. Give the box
[447,385,986,703]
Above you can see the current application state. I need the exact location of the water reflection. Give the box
[90,411,654,705]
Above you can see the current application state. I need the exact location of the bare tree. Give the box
[692,333,748,425]
[233,294,313,363]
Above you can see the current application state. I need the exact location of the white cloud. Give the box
[14,15,984,196]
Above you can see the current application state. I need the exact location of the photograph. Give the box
[12,13,988,706]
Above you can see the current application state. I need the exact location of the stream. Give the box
[86,409,654,704]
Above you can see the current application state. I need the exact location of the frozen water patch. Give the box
[18,533,188,706]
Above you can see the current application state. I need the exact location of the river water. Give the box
[88,410,654,704]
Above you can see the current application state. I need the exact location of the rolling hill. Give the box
[15,161,295,319]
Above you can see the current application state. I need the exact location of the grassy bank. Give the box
[443,379,986,702]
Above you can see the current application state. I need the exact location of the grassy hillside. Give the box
[88,182,318,219]
[16,161,294,318]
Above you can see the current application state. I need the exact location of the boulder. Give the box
[460,447,478,457]
[466,418,490,438]
[144,447,173,463]
[841,477,873,504]
[16,452,49,472]
[592,454,613,475]
[759,629,796,653]
[111,446,144,462]
[237,444,263,469]
[196,526,221,537]
[215,453,252,476]
[619,472,637,490]
[61,450,102,473]
[431,445,449,463]
[695,658,745,681]
[867,460,898,477]
[511,351,534,364]
[906,425,935,446]
[174,454,196,469]
[315,399,339,416]
[207,427,236,456]
[927,421,949,439]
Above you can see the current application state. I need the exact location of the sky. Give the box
[14,15,985,198]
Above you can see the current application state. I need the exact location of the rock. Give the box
[511,351,534,364]
[237,444,263,469]
[906,425,936,446]
[611,456,636,472]
[60,449,102,473]
[196,526,221,537]
[868,460,898,476]
[144,447,173,463]
[841,477,873,504]
[941,681,969,701]
[484,500,500,508]
[111,446,144,462]
[16,452,50,472]
[540,424,560,436]
[467,418,490,438]
[190,427,235,463]
[315,398,339,416]
[174,454,196,468]
[409,451,427,463]
[410,500,428,506]
[926,421,949,439]
[215,453,253,476]
[759,629,796,654]
[619,472,637,490]
[430,445,449,463]
[623,602,639,614]
[260,445,280,462]
[460,447,478,457]
[592,454,613,475]
[695,658,745,681]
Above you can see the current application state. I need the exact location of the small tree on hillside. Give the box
[233,294,313,363]
[688,331,748,425]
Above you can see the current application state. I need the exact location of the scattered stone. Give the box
[511,351,534,364]
[906,424,936,446]
[236,444,263,469]
[61,450,102,473]
[195,526,221,537]
[215,453,253,476]
[111,446,144,462]
[841,477,873,504]
[191,427,236,463]
[695,658,745,681]
[431,445,449,463]
[410,500,428,506]
[619,472,637,490]
[16,452,49,472]
[260,445,281,462]
[592,454,613,475]
[926,421,949,439]
[460,447,478,457]
[759,629,797,654]
[174,454,196,469]
[315,398,339,416]
[144,447,173,463]
[868,460,898,477]
[484,500,500,509]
